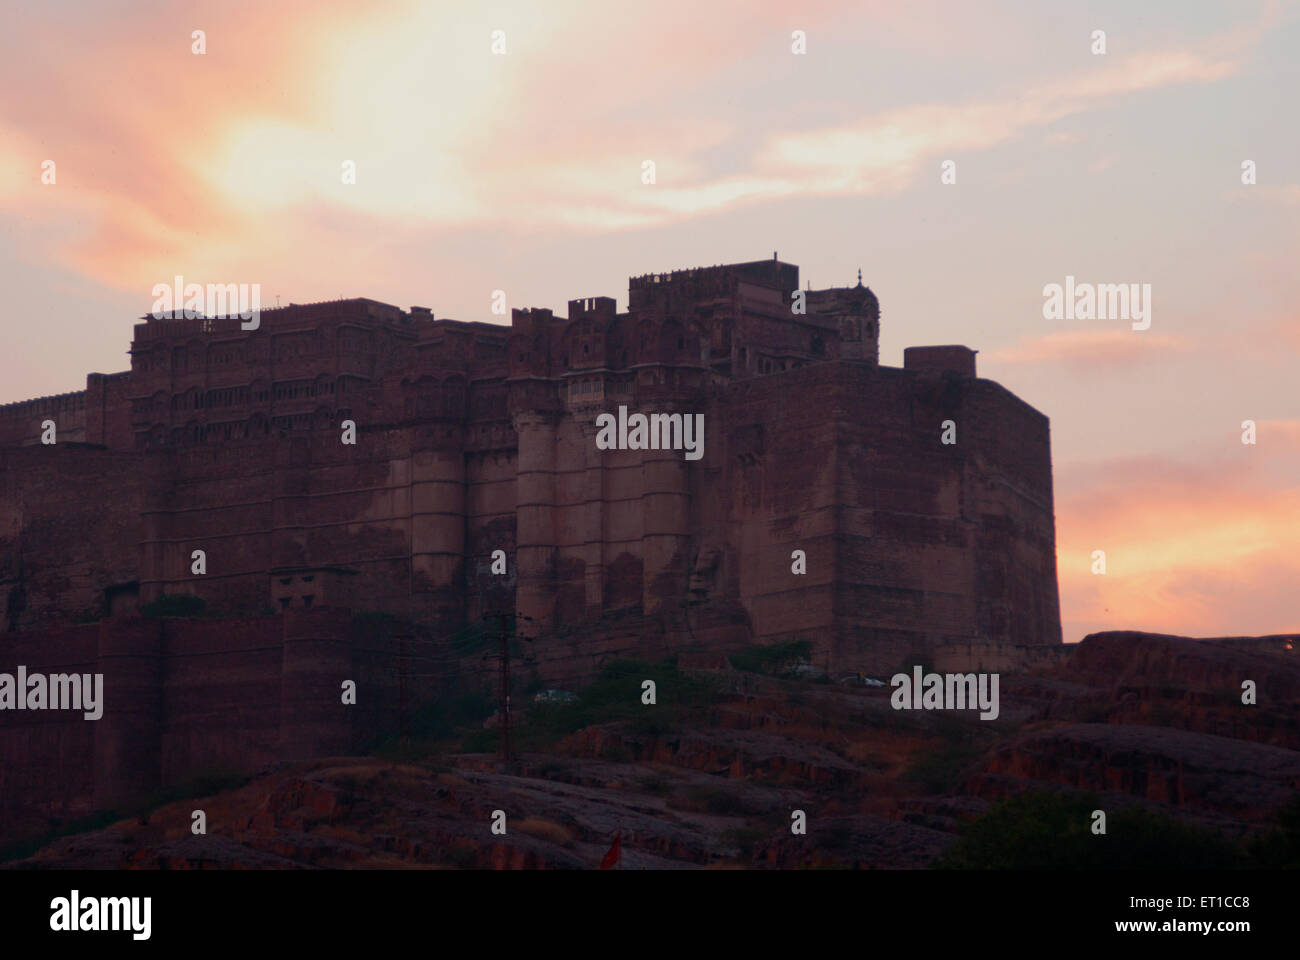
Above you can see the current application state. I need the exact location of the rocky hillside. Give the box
[5,631,1297,869]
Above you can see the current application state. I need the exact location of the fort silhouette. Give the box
[0,257,1062,811]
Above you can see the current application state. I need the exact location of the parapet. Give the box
[903,345,977,378]
[567,296,617,322]
[627,259,799,310]
[510,307,555,330]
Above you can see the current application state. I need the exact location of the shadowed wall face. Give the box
[0,609,412,835]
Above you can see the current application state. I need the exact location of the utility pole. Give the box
[484,610,535,765]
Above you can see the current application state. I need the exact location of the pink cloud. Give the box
[984,330,1189,372]
[0,0,1275,292]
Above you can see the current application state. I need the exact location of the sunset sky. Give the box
[1,0,1296,643]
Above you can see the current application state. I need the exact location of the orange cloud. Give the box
[0,0,373,286]
[1056,453,1300,642]
[1257,419,1300,445]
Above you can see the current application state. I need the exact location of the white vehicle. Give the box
[839,673,887,687]
[533,688,577,704]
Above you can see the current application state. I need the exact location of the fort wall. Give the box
[0,609,426,840]
[1,259,1064,831]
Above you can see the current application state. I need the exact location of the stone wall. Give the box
[0,608,422,843]
[0,260,1063,713]
[0,445,154,631]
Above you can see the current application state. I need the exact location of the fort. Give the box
[0,256,1063,816]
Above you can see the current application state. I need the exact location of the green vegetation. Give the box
[730,639,813,676]
[1247,792,1300,869]
[371,737,451,769]
[410,687,496,740]
[902,714,987,793]
[0,809,123,863]
[0,769,250,863]
[140,595,278,620]
[506,657,719,752]
[934,792,1248,870]
[136,770,250,809]
[903,743,981,793]
[601,744,633,763]
[373,657,720,759]
[370,685,495,763]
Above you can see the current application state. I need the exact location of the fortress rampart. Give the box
[0,259,1062,822]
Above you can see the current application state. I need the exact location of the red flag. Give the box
[600,833,621,870]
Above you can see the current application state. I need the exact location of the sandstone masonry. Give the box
[0,258,1063,678]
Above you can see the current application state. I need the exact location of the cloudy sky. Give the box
[1,0,1296,643]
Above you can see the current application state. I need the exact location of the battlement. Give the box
[131,297,419,343]
[0,389,86,418]
[510,306,556,327]
[3,257,897,451]
[628,258,799,311]
[567,296,617,322]
[629,258,797,291]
